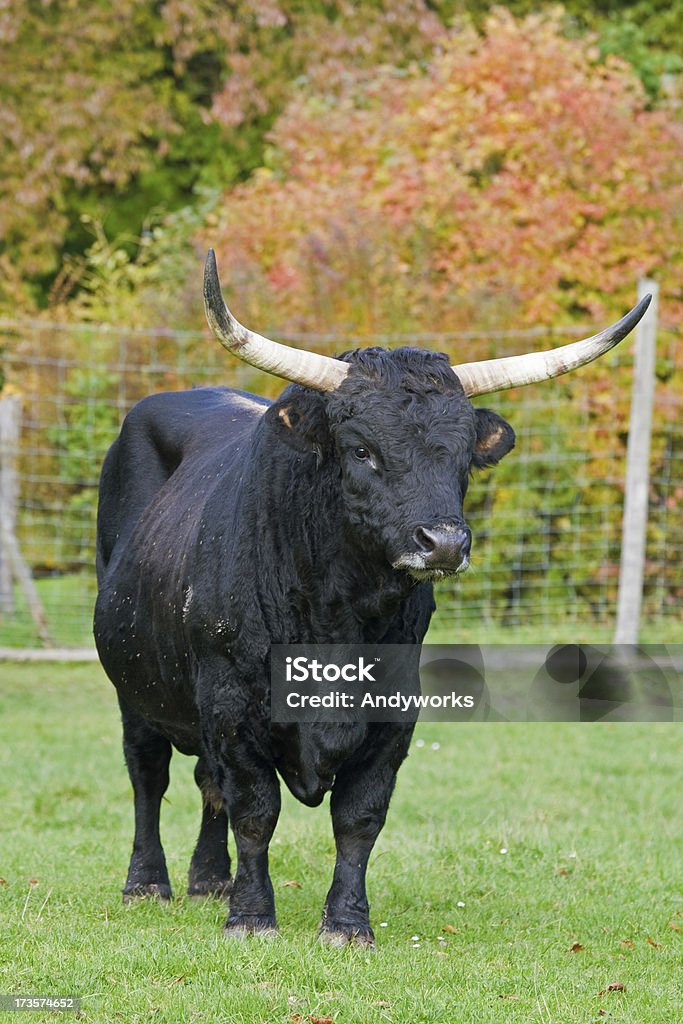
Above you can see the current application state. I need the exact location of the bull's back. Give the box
[96,386,268,578]
[94,386,268,746]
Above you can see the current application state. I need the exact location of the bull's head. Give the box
[204,250,650,580]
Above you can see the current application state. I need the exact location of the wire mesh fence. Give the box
[0,313,681,650]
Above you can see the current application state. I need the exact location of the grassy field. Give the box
[0,662,681,1023]
[0,576,98,649]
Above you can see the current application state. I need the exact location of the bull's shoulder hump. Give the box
[122,386,268,445]
[127,385,270,422]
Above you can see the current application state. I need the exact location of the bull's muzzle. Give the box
[411,523,472,574]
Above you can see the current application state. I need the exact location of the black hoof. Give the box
[122,882,172,904]
[187,875,233,900]
[319,922,376,949]
[223,915,279,940]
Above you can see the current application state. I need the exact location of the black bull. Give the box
[94,350,513,945]
[94,266,648,946]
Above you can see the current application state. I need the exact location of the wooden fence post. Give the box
[0,393,54,645]
[0,394,20,614]
[614,279,659,645]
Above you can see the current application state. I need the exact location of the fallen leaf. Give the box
[442,924,459,933]
[646,937,661,948]
[307,1017,334,1024]
[498,993,519,1000]
[597,1010,609,1017]
[570,942,585,953]
[620,939,634,949]
[668,920,681,932]
[290,1016,305,1024]
[557,867,569,877]
[0,878,7,885]
[28,878,39,887]
[168,976,185,987]
[598,983,625,995]
[282,880,303,888]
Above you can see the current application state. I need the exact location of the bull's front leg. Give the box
[209,739,281,936]
[321,724,413,948]
[199,659,281,936]
[223,768,280,938]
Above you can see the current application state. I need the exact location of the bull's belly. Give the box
[108,666,202,756]
[147,718,202,756]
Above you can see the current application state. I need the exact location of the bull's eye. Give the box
[353,446,371,462]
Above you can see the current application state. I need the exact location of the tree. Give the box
[0,0,447,312]
[208,9,682,334]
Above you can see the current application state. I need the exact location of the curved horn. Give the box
[452,295,652,397]
[204,249,350,392]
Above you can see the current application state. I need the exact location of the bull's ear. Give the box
[472,409,515,468]
[264,390,331,465]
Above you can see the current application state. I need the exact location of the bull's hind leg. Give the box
[188,759,232,898]
[119,698,173,902]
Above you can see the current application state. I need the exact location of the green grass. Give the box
[0,576,96,649]
[0,663,681,1023]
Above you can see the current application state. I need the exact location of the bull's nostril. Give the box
[413,526,437,553]
[458,527,472,559]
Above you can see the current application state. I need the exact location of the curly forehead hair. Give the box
[338,346,466,394]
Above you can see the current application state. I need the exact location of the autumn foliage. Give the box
[211,9,682,336]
